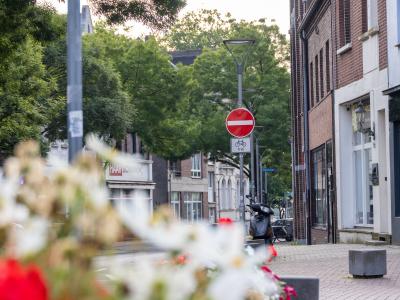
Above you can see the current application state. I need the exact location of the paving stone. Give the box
[269,244,400,300]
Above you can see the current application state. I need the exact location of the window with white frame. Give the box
[183,192,202,223]
[352,102,374,226]
[171,192,180,219]
[220,179,226,209]
[191,153,201,178]
[208,172,215,203]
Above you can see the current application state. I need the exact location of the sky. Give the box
[44,0,290,36]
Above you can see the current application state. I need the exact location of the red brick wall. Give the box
[181,158,192,178]
[378,0,387,70]
[335,0,364,89]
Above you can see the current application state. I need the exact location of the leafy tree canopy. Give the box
[163,10,291,200]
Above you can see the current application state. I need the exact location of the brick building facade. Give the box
[291,0,392,244]
[290,0,336,244]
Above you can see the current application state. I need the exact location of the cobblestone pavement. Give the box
[269,243,400,300]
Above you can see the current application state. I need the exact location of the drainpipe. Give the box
[300,30,312,245]
[330,2,337,243]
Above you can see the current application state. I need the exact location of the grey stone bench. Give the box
[280,276,319,300]
[349,249,387,278]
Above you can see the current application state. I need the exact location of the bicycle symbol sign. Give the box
[231,138,251,153]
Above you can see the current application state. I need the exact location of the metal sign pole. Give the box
[237,63,245,224]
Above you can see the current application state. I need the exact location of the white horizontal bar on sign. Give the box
[227,120,254,126]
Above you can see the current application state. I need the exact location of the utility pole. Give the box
[67,0,83,163]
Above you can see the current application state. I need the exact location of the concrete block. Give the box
[280,276,319,300]
[349,249,387,278]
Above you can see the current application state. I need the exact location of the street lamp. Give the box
[223,38,255,224]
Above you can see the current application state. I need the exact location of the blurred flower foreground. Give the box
[0,135,291,300]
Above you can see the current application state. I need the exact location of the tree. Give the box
[42,21,135,143]
[85,27,200,159]
[57,0,186,29]
[164,10,291,200]
[0,37,57,160]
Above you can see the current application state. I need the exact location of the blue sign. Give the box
[263,168,277,173]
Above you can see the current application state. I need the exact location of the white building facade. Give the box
[334,0,391,243]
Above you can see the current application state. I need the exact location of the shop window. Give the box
[311,147,327,226]
[352,101,374,225]
[191,153,201,178]
[183,192,202,223]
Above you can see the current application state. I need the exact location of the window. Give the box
[208,172,215,203]
[311,147,327,226]
[220,179,226,209]
[209,207,216,224]
[171,192,180,218]
[309,62,314,107]
[319,49,324,99]
[325,41,331,93]
[191,153,201,178]
[352,101,373,225]
[171,160,181,177]
[340,0,351,45]
[315,55,319,102]
[183,192,202,223]
[362,0,368,33]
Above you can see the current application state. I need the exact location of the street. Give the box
[270,243,400,300]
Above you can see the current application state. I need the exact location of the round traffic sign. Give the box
[226,108,255,138]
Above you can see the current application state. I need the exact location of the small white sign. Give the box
[68,110,83,138]
[231,138,251,153]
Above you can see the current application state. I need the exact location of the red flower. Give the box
[260,265,280,281]
[280,285,297,300]
[268,245,278,257]
[218,218,233,225]
[0,259,48,300]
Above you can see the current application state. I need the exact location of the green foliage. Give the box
[0,37,57,159]
[163,10,292,199]
[89,0,186,29]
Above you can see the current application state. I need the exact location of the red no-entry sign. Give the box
[226,108,255,138]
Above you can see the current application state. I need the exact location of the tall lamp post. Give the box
[223,39,255,224]
[67,0,83,163]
